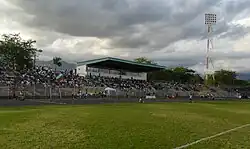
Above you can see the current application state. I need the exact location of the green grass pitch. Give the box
[0,101,250,149]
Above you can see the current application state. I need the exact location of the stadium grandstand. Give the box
[0,56,241,99]
[76,57,165,80]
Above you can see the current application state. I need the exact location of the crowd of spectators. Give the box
[0,66,12,86]
[0,65,153,91]
[224,87,250,98]
[0,65,228,96]
[153,81,203,92]
[0,65,79,88]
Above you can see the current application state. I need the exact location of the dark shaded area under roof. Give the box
[77,57,165,72]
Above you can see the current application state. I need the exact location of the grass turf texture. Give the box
[0,101,250,149]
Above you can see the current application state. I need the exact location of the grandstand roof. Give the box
[77,57,165,72]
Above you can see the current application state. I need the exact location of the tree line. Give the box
[134,57,250,86]
[0,33,249,87]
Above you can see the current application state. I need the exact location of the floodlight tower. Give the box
[204,13,216,81]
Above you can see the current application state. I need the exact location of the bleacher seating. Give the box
[0,65,239,98]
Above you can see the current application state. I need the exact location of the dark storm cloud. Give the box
[10,0,120,37]
[8,0,250,50]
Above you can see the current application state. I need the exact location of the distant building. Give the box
[76,57,165,81]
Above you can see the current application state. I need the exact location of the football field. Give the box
[0,101,250,149]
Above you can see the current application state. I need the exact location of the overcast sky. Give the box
[1,0,250,73]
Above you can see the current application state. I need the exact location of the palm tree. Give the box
[53,57,62,72]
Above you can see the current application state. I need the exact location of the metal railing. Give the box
[0,84,238,99]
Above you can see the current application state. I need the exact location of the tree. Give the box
[0,33,41,71]
[214,69,237,86]
[147,66,203,84]
[171,67,200,83]
[134,57,204,84]
[234,79,250,86]
[192,74,203,84]
[0,33,42,98]
[134,57,157,65]
[53,57,62,72]
[0,55,6,66]
[148,69,173,81]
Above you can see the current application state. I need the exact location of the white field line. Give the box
[174,123,250,149]
[28,100,67,105]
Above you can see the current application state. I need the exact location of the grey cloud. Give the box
[157,59,203,68]
[224,0,250,19]
[198,22,250,40]
[212,51,250,60]
[8,1,221,38]
[41,49,103,63]
[10,0,120,37]
[218,25,250,39]
[117,0,172,26]
[148,50,250,69]
[7,0,250,56]
[110,36,150,49]
[152,53,204,66]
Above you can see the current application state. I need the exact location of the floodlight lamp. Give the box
[205,13,217,25]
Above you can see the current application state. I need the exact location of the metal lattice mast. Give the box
[204,13,217,81]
